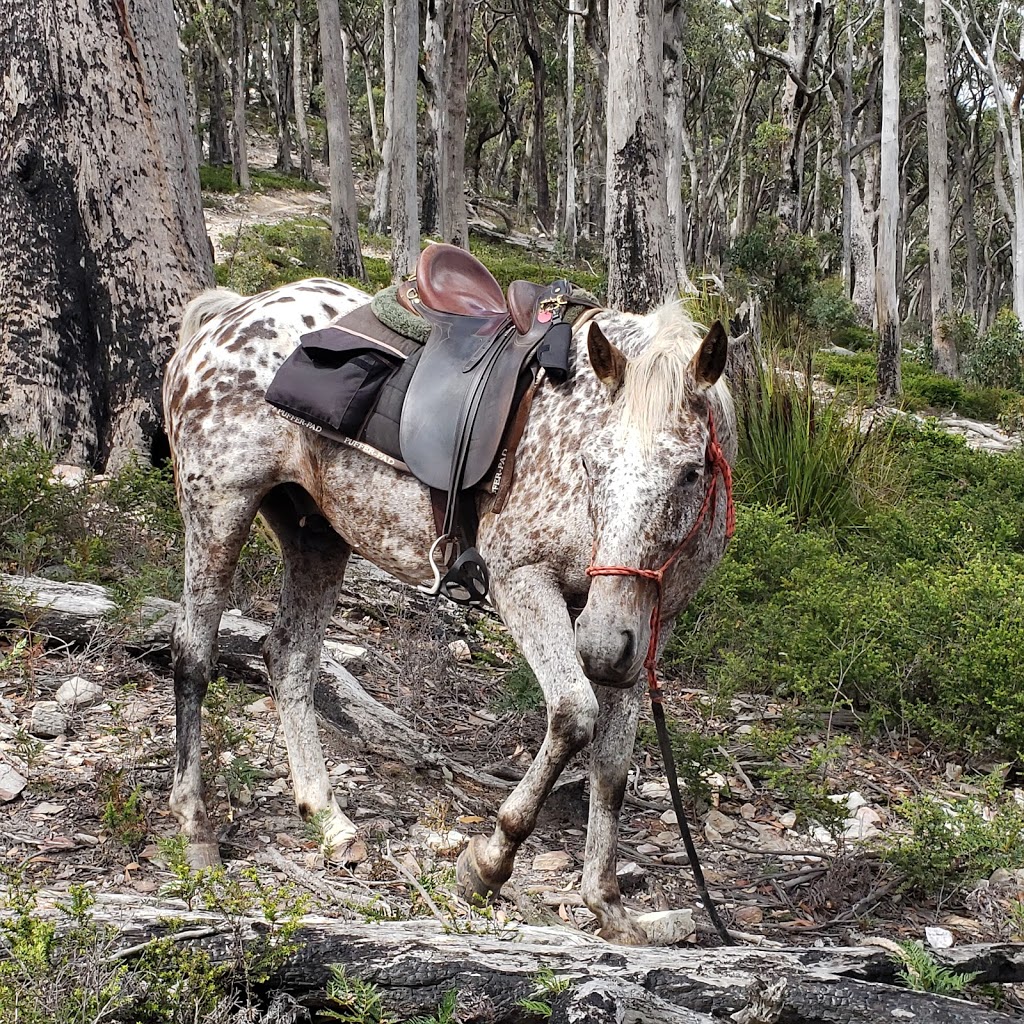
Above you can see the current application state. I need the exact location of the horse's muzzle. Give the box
[575,624,642,687]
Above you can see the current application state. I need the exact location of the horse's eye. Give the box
[680,466,701,487]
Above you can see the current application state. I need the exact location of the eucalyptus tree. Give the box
[391,0,420,275]
[946,0,1024,318]
[876,0,901,400]
[316,0,366,280]
[292,0,314,178]
[923,0,957,374]
[0,0,213,467]
[422,0,473,245]
[604,0,674,309]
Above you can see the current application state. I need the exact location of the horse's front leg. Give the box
[581,685,648,944]
[458,566,598,901]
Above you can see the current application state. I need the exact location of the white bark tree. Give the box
[562,0,580,258]
[0,0,214,468]
[604,0,674,311]
[292,3,314,179]
[369,0,395,235]
[390,0,419,276]
[924,0,957,376]
[945,0,1024,319]
[316,0,366,281]
[875,0,901,401]
[422,0,472,247]
[664,2,697,294]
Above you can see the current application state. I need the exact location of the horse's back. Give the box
[163,277,370,478]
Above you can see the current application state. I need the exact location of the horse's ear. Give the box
[689,320,729,389]
[587,322,627,395]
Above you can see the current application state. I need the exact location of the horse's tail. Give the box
[177,288,243,348]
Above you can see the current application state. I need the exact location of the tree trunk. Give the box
[369,0,395,236]
[269,6,294,176]
[230,0,251,192]
[604,0,673,311]
[440,0,472,248]
[664,4,696,294]
[316,0,366,281]
[776,0,823,231]
[562,2,579,257]
[583,0,608,245]
[210,51,232,165]
[390,0,419,276]
[0,0,214,470]
[422,0,472,247]
[875,0,901,402]
[923,0,956,376]
[514,0,552,232]
[292,6,314,180]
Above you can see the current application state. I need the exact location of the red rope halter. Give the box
[585,410,735,702]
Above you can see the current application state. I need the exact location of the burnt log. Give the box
[29,896,1024,1024]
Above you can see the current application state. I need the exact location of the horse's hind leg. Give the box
[457,566,598,899]
[171,492,260,869]
[259,486,365,864]
[581,686,648,945]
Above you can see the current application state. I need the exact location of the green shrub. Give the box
[883,794,1024,893]
[728,217,824,315]
[669,424,1024,756]
[735,359,894,532]
[964,308,1024,393]
[199,164,323,194]
[468,237,605,296]
[805,278,860,343]
[815,351,1021,421]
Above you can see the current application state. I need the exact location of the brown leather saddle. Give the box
[397,244,579,603]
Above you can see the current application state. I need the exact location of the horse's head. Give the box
[574,308,734,687]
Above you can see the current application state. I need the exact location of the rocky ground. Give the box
[1,554,1022,980]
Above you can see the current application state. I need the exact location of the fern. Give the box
[515,997,553,1019]
[891,941,979,995]
[408,988,459,1024]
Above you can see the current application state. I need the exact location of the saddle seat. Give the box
[401,242,551,335]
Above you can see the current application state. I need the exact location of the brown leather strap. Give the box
[491,371,544,514]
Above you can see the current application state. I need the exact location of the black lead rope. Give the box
[651,699,734,945]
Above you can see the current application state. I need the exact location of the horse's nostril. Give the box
[619,629,636,668]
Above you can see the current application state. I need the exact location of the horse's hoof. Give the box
[328,835,368,866]
[186,842,223,870]
[457,835,499,904]
[598,918,649,946]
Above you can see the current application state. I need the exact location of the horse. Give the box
[162,274,736,946]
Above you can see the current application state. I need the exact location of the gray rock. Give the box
[55,675,103,709]
[29,702,69,739]
[0,763,27,802]
[635,909,695,945]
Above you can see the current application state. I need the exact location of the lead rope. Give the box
[587,410,736,946]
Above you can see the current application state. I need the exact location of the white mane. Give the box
[616,302,735,449]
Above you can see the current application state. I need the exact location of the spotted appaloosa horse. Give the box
[163,276,735,945]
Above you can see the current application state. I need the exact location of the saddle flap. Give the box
[400,311,528,492]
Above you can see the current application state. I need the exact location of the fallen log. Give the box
[28,896,1023,1024]
[0,572,521,796]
